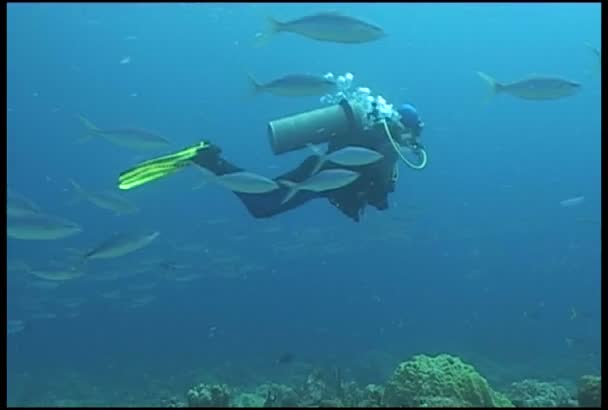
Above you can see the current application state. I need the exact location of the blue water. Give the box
[7,3,601,406]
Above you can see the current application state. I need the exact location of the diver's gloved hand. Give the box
[191,141,245,176]
[191,141,223,171]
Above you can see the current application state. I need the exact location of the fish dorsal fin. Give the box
[306,143,328,176]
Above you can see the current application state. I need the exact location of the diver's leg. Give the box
[192,144,322,218]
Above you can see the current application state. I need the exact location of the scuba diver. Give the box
[117,74,428,222]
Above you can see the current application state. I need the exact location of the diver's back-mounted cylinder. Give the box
[267,99,364,155]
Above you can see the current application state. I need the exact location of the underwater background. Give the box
[6,3,601,407]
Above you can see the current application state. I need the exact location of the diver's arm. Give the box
[324,159,395,221]
[323,131,399,220]
[365,160,397,211]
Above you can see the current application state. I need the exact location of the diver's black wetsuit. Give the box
[192,127,399,222]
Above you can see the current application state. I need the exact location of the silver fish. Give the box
[7,320,25,335]
[560,196,585,208]
[248,73,336,97]
[84,231,160,260]
[257,11,386,45]
[477,72,581,100]
[7,213,82,240]
[78,115,170,151]
[279,169,360,204]
[309,145,384,175]
[198,168,280,194]
[217,172,280,194]
[27,265,85,281]
[68,179,138,215]
[7,189,41,217]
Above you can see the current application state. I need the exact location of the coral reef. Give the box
[577,375,601,407]
[187,384,230,407]
[300,369,329,405]
[182,354,601,408]
[333,382,385,407]
[506,379,576,407]
[255,383,300,407]
[160,396,187,407]
[187,369,389,408]
[230,383,302,408]
[293,368,347,406]
[357,384,384,407]
[383,353,514,407]
[231,392,265,408]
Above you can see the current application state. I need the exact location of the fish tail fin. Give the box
[13,261,32,274]
[306,144,326,176]
[65,248,89,267]
[476,71,504,96]
[246,72,264,95]
[267,16,285,32]
[74,255,89,268]
[253,16,284,48]
[64,247,87,264]
[278,179,298,205]
[21,263,33,276]
[77,114,100,143]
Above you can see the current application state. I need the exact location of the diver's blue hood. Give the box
[397,104,421,128]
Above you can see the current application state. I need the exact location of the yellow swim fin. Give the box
[118,141,210,190]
